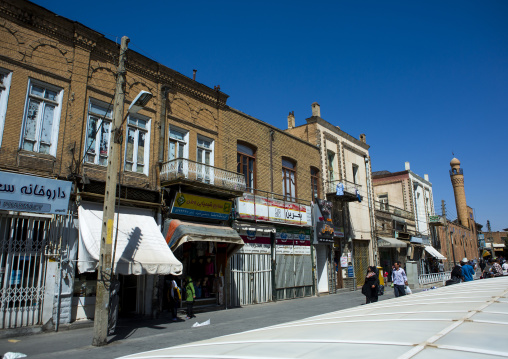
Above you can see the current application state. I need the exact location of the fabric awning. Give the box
[377,236,407,248]
[164,219,244,259]
[424,245,447,260]
[78,202,182,275]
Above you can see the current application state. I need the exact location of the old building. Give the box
[285,103,376,292]
[0,0,327,329]
[372,162,442,275]
[434,158,479,269]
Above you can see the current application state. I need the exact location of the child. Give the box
[184,276,196,319]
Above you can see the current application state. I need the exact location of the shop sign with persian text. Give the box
[171,192,232,220]
[0,171,71,214]
[236,193,311,226]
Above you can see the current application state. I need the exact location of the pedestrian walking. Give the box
[391,261,408,297]
[361,266,379,304]
[167,275,181,321]
[184,276,196,319]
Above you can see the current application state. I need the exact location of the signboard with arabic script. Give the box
[236,193,312,226]
[0,171,72,214]
[171,192,232,220]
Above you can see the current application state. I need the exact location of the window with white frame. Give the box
[168,127,187,160]
[352,164,359,184]
[125,115,150,174]
[21,79,63,156]
[378,193,389,211]
[84,99,113,166]
[0,69,12,148]
[196,135,213,183]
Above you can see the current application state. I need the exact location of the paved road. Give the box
[0,288,404,359]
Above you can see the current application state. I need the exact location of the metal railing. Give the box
[374,201,414,220]
[418,271,451,285]
[326,179,362,195]
[160,158,246,192]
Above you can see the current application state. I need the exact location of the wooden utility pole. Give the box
[92,36,129,347]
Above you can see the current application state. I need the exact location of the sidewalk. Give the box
[0,288,409,359]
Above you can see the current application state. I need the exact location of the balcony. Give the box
[374,201,414,220]
[326,180,362,202]
[160,158,246,197]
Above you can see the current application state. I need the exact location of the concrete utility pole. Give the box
[442,200,453,270]
[92,36,129,347]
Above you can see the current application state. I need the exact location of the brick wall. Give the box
[221,107,321,201]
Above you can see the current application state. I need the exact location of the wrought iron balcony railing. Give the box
[160,158,246,192]
[326,179,362,196]
[374,201,414,220]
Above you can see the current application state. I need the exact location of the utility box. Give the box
[405,261,419,289]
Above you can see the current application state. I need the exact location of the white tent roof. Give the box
[424,245,447,260]
[78,202,182,275]
[119,277,508,359]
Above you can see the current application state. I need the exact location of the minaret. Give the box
[450,157,468,227]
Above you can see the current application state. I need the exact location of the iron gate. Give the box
[354,240,370,286]
[229,252,272,306]
[0,213,68,329]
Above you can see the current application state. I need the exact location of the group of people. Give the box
[166,275,197,321]
[361,261,409,304]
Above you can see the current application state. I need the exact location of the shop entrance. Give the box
[118,275,137,317]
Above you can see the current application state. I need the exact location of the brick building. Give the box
[0,0,324,329]
[433,158,479,270]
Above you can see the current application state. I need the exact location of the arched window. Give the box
[282,158,297,201]
[237,142,256,191]
[311,167,320,200]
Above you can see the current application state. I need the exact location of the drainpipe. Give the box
[364,156,378,266]
[269,130,274,193]
[158,86,170,165]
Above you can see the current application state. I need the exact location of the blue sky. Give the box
[33,0,508,230]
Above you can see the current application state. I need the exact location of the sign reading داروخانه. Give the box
[0,171,72,214]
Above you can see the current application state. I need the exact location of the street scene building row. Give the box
[0,0,489,331]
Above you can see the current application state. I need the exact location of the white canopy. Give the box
[377,236,407,248]
[424,245,447,260]
[119,277,508,359]
[78,202,182,275]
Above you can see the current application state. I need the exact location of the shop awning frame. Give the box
[424,245,447,260]
[165,219,244,259]
[377,236,408,248]
[78,203,182,276]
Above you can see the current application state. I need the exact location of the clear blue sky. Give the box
[33,0,508,231]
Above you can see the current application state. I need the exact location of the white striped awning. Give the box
[424,245,446,260]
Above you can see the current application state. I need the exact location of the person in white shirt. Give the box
[502,261,508,275]
[391,261,408,297]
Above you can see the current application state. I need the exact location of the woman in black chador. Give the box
[362,266,379,304]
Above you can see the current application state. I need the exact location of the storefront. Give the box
[313,200,335,294]
[0,171,73,329]
[230,222,274,307]
[377,236,407,282]
[76,202,182,320]
[163,192,244,309]
[234,192,313,303]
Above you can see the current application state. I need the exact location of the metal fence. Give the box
[418,271,451,285]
